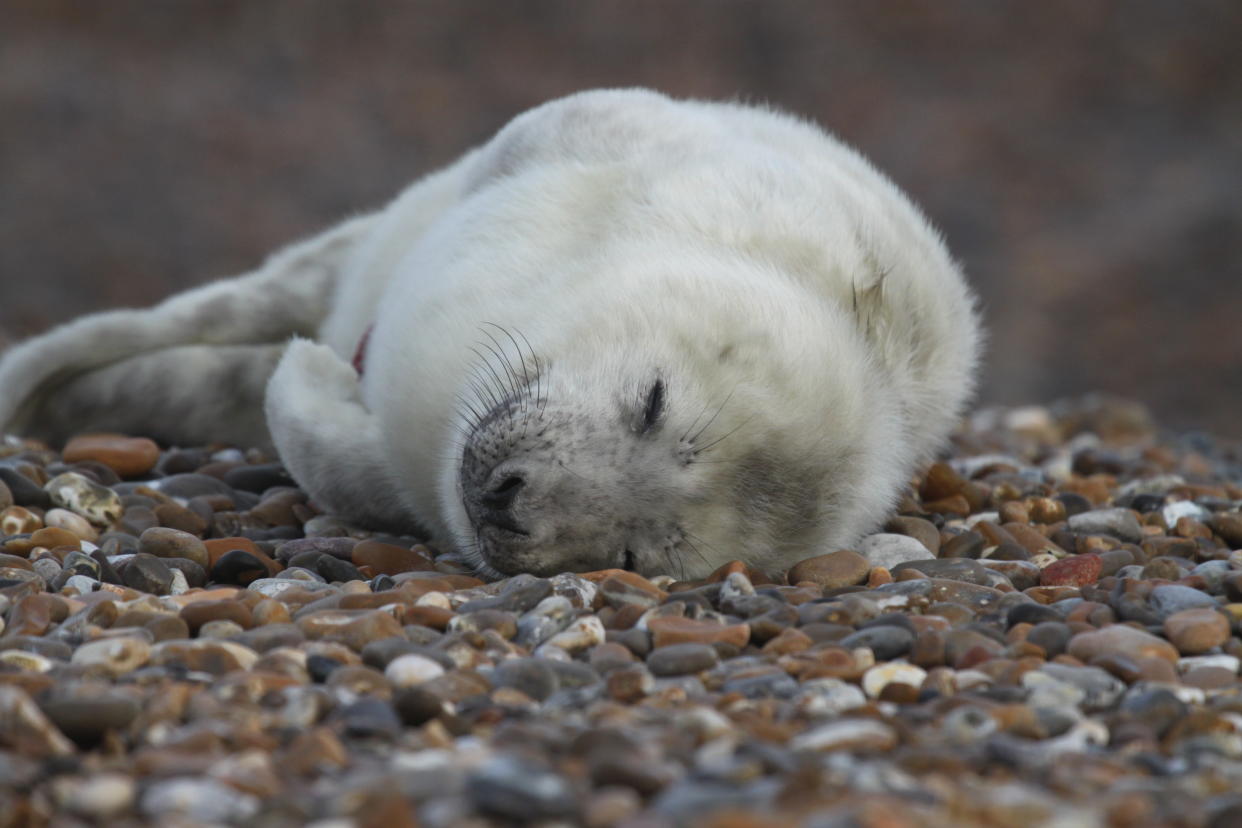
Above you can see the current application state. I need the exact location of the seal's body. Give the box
[0,89,980,578]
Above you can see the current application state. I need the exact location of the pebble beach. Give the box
[2,396,1241,827]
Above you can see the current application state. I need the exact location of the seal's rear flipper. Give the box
[28,343,285,449]
[265,338,419,532]
[0,215,373,447]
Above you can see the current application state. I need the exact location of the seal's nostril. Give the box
[481,474,524,511]
[474,472,528,534]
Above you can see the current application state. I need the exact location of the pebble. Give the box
[1164,607,1231,654]
[467,755,579,822]
[1067,507,1144,543]
[1039,553,1103,586]
[137,527,209,569]
[786,548,871,588]
[0,398,1239,825]
[70,636,151,676]
[1067,624,1180,664]
[856,533,936,568]
[384,653,446,687]
[43,472,123,525]
[1148,583,1218,618]
[62,434,160,478]
[646,642,719,676]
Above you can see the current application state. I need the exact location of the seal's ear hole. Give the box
[640,378,666,434]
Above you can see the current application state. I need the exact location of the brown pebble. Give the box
[402,605,455,630]
[62,433,160,478]
[648,616,751,649]
[1163,608,1230,655]
[920,462,966,501]
[998,500,1030,525]
[351,540,436,576]
[786,549,870,589]
[1068,624,1179,664]
[154,502,208,536]
[179,599,254,634]
[297,609,404,651]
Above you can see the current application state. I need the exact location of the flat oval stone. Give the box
[857,534,935,569]
[787,549,871,589]
[840,625,914,660]
[646,643,719,676]
[384,653,446,688]
[1067,624,1179,664]
[62,434,160,478]
[1067,508,1143,543]
[1148,584,1217,619]
[297,610,404,651]
[150,639,259,674]
[862,662,928,698]
[70,636,152,677]
[43,508,98,542]
[492,658,560,701]
[647,616,751,649]
[350,540,435,576]
[1039,553,1103,587]
[1163,608,1230,655]
[137,527,209,569]
[39,685,141,745]
[180,599,253,633]
[790,718,898,752]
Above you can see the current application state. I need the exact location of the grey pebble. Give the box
[467,755,579,822]
[121,554,174,595]
[1149,584,1217,619]
[1067,507,1143,543]
[647,643,720,676]
[151,473,236,500]
[492,658,560,701]
[274,536,357,563]
[891,558,994,585]
[839,625,914,659]
[338,697,403,739]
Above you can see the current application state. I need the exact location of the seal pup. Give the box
[0,88,981,579]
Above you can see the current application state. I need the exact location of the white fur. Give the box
[0,89,980,576]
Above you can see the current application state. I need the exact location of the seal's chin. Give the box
[472,523,560,578]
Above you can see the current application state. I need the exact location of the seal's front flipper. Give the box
[0,215,372,446]
[265,338,419,533]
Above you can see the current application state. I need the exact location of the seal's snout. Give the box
[467,466,529,536]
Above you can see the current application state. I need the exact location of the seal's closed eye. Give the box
[639,378,665,434]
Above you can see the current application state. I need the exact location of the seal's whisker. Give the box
[468,345,514,410]
[695,414,755,454]
[682,530,719,568]
[478,337,519,404]
[687,387,737,444]
[485,322,535,401]
[555,458,589,481]
[478,327,523,407]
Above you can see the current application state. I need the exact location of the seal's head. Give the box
[437,282,913,581]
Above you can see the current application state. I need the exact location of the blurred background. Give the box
[1,0,1239,436]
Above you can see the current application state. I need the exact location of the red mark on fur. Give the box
[352,324,374,376]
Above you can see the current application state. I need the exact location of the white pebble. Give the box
[385,654,445,687]
[862,662,926,698]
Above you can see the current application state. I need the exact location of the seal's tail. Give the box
[0,214,373,448]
